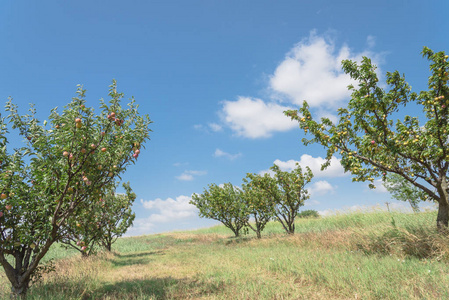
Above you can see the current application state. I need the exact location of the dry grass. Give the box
[1,210,448,299]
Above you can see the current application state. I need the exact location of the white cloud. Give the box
[220,97,297,138]
[373,179,388,193]
[366,35,376,49]
[176,170,207,181]
[217,32,384,139]
[309,180,335,196]
[269,31,382,109]
[140,195,197,223]
[124,218,155,237]
[268,154,346,178]
[208,123,223,132]
[126,195,199,236]
[304,199,320,207]
[214,148,242,160]
[193,123,223,133]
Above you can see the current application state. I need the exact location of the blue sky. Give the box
[1,1,448,236]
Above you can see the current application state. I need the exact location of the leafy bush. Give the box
[297,210,320,219]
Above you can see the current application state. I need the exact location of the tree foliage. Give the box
[60,182,136,255]
[285,47,449,229]
[242,173,276,238]
[0,81,152,297]
[97,183,136,252]
[383,173,426,213]
[250,164,313,234]
[190,183,248,237]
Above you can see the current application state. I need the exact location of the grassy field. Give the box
[1,209,449,299]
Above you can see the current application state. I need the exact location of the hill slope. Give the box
[1,210,448,299]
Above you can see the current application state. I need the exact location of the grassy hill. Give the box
[1,209,449,299]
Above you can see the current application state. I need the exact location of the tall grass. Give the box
[0,209,448,299]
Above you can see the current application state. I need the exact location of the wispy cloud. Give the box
[214,148,242,160]
[193,123,223,133]
[176,170,207,181]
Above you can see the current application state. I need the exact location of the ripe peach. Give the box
[63,151,69,157]
[0,193,7,200]
[90,144,97,149]
[76,122,82,129]
[101,147,107,152]
[75,118,81,123]
[5,205,12,210]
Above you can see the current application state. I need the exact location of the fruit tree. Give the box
[190,183,248,237]
[285,47,449,229]
[251,164,313,234]
[0,80,152,298]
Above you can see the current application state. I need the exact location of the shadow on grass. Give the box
[109,250,165,268]
[27,276,226,300]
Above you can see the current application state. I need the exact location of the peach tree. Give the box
[97,182,136,252]
[252,164,313,234]
[0,81,151,298]
[383,173,422,213]
[242,173,276,238]
[59,182,136,255]
[285,47,449,229]
[190,183,249,237]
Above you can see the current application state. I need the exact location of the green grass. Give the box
[1,209,448,299]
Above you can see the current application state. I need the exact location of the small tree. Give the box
[286,47,449,229]
[383,173,428,213]
[59,182,136,255]
[254,164,313,234]
[98,183,136,252]
[0,81,152,298]
[242,173,276,238]
[297,210,320,219]
[190,183,248,237]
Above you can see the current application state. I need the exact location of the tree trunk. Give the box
[437,201,449,230]
[11,278,30,299]
[287,220,295,234]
